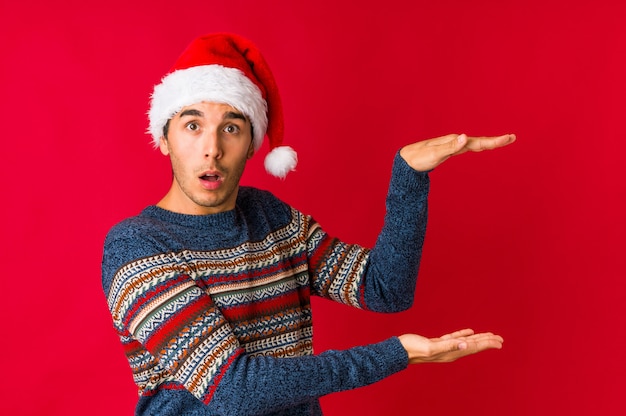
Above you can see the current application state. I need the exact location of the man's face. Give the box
[158,101,254,215]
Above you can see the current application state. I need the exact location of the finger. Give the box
[464,134,516,152]
[472,338,504,351]
[439,328,475,340]
[464,332,504,344]
[464,334,504,351]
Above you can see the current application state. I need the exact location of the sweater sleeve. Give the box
[308,152,429,312]
[361,152,429,311]
[102,228,408,415]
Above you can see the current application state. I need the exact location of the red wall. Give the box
[1,1,624,415]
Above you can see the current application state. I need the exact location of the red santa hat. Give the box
[148,33,297,178]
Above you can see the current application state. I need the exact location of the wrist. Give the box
[398,334,414,361]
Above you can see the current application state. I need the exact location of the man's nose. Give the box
[203,130,222,159]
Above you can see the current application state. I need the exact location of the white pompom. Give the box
[264,146,298,179]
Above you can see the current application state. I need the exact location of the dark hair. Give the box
[163,119,171,139]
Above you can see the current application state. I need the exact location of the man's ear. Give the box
[159,136,170,156]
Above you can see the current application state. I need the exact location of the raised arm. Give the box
[363,133,516,311]
[308,134,516,313]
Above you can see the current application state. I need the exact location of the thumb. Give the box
[437,338,467,354]
[453,134,468,152]
[437,134,467,161]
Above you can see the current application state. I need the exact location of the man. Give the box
[102,33,514,415]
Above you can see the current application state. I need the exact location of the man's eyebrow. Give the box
[224,111,247,121]
[178,109,204,118]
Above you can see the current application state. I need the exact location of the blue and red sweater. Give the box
[101,153,429,415]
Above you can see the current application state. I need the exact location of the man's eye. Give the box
[186,122,199,131]
[224,125,239,134]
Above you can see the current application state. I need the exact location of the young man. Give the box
[102,33,513,415]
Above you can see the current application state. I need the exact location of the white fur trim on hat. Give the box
[148,65,267,150]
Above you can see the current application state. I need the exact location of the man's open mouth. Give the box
[200,174,221,182]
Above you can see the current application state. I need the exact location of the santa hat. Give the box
[148,33,297,178]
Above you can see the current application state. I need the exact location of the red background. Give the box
[1,1,624,415]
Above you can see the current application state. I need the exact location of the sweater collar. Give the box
[141,205,238,229]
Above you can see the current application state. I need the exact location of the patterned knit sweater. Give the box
[101,153,429,415]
